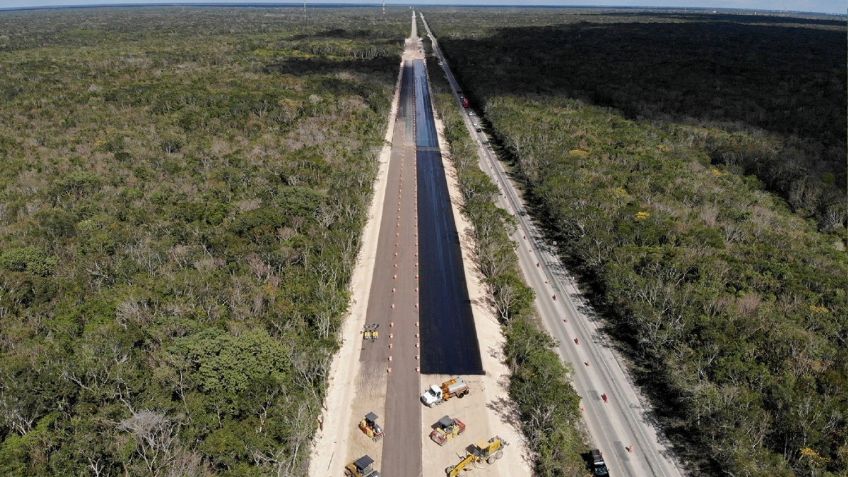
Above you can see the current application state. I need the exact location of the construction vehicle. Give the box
[358,412,384,442]
[445,436,508,476]
[590,449,609,476]
[421,377,469,407]
[429,415,466,445]
[362,323,379,342]
[345,455,380,477]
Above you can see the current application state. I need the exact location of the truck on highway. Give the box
[421,377,469,407]
[459,95,470,108]
[590,449,609,476]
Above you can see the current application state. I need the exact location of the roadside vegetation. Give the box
[426,50,589,476]
[425,8,848,476]
[0,7,404,476]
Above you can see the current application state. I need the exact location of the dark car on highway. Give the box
[591,449,609,476]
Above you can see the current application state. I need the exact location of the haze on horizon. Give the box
[1,0,845,15]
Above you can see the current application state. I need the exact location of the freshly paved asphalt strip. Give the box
[420,14,686,477]
[413,59,483,376]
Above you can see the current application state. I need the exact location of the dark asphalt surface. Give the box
[413,59,483,375]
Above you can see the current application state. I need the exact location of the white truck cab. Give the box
[421,385,443,407]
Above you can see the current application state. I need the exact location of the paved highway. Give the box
[360,59,422,477]
[414,59,483,375]
[357,13,423,476]
[356,11,487,475]
[420,14,686,477]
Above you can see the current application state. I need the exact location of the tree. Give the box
[488,272,534,323]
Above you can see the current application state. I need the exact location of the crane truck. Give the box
[421,377,469,407]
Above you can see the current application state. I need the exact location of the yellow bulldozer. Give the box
[358,412,384,442]
[445,436,508,476]
[362,323,379,342]
[345,455,380,477]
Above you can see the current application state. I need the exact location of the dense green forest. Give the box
[428,8,846,233]
[426,50,590,475]
[425,9,848,476]
[0,7,404,476]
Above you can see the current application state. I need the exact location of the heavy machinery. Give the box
[345,455,381,477]
[362,323,379,342]
[358,412,384,442]
[590,449,610,476]
[429,415,466,445]
[445,436,508,476]
[421,377,469,407]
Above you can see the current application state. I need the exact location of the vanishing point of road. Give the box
[357,20,422,477]
[356,11,484,476]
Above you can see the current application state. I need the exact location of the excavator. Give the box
[445,436,508,476]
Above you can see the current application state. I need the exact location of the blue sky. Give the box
[0,0,844,15]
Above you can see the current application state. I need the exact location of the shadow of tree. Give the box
[486,395,536,466]
[443,20,845,146]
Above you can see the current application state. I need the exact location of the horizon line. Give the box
[0,2,845,17]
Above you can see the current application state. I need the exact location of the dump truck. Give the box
[590,449,609,476]
[345,455,380,477]
[420,377,469,407]
[358,412,384,442]
[429,415,466,446]
[445,436,508,476]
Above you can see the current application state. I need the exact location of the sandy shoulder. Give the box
[306,58,403,477]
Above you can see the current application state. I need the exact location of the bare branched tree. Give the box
[118,410,179,476]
